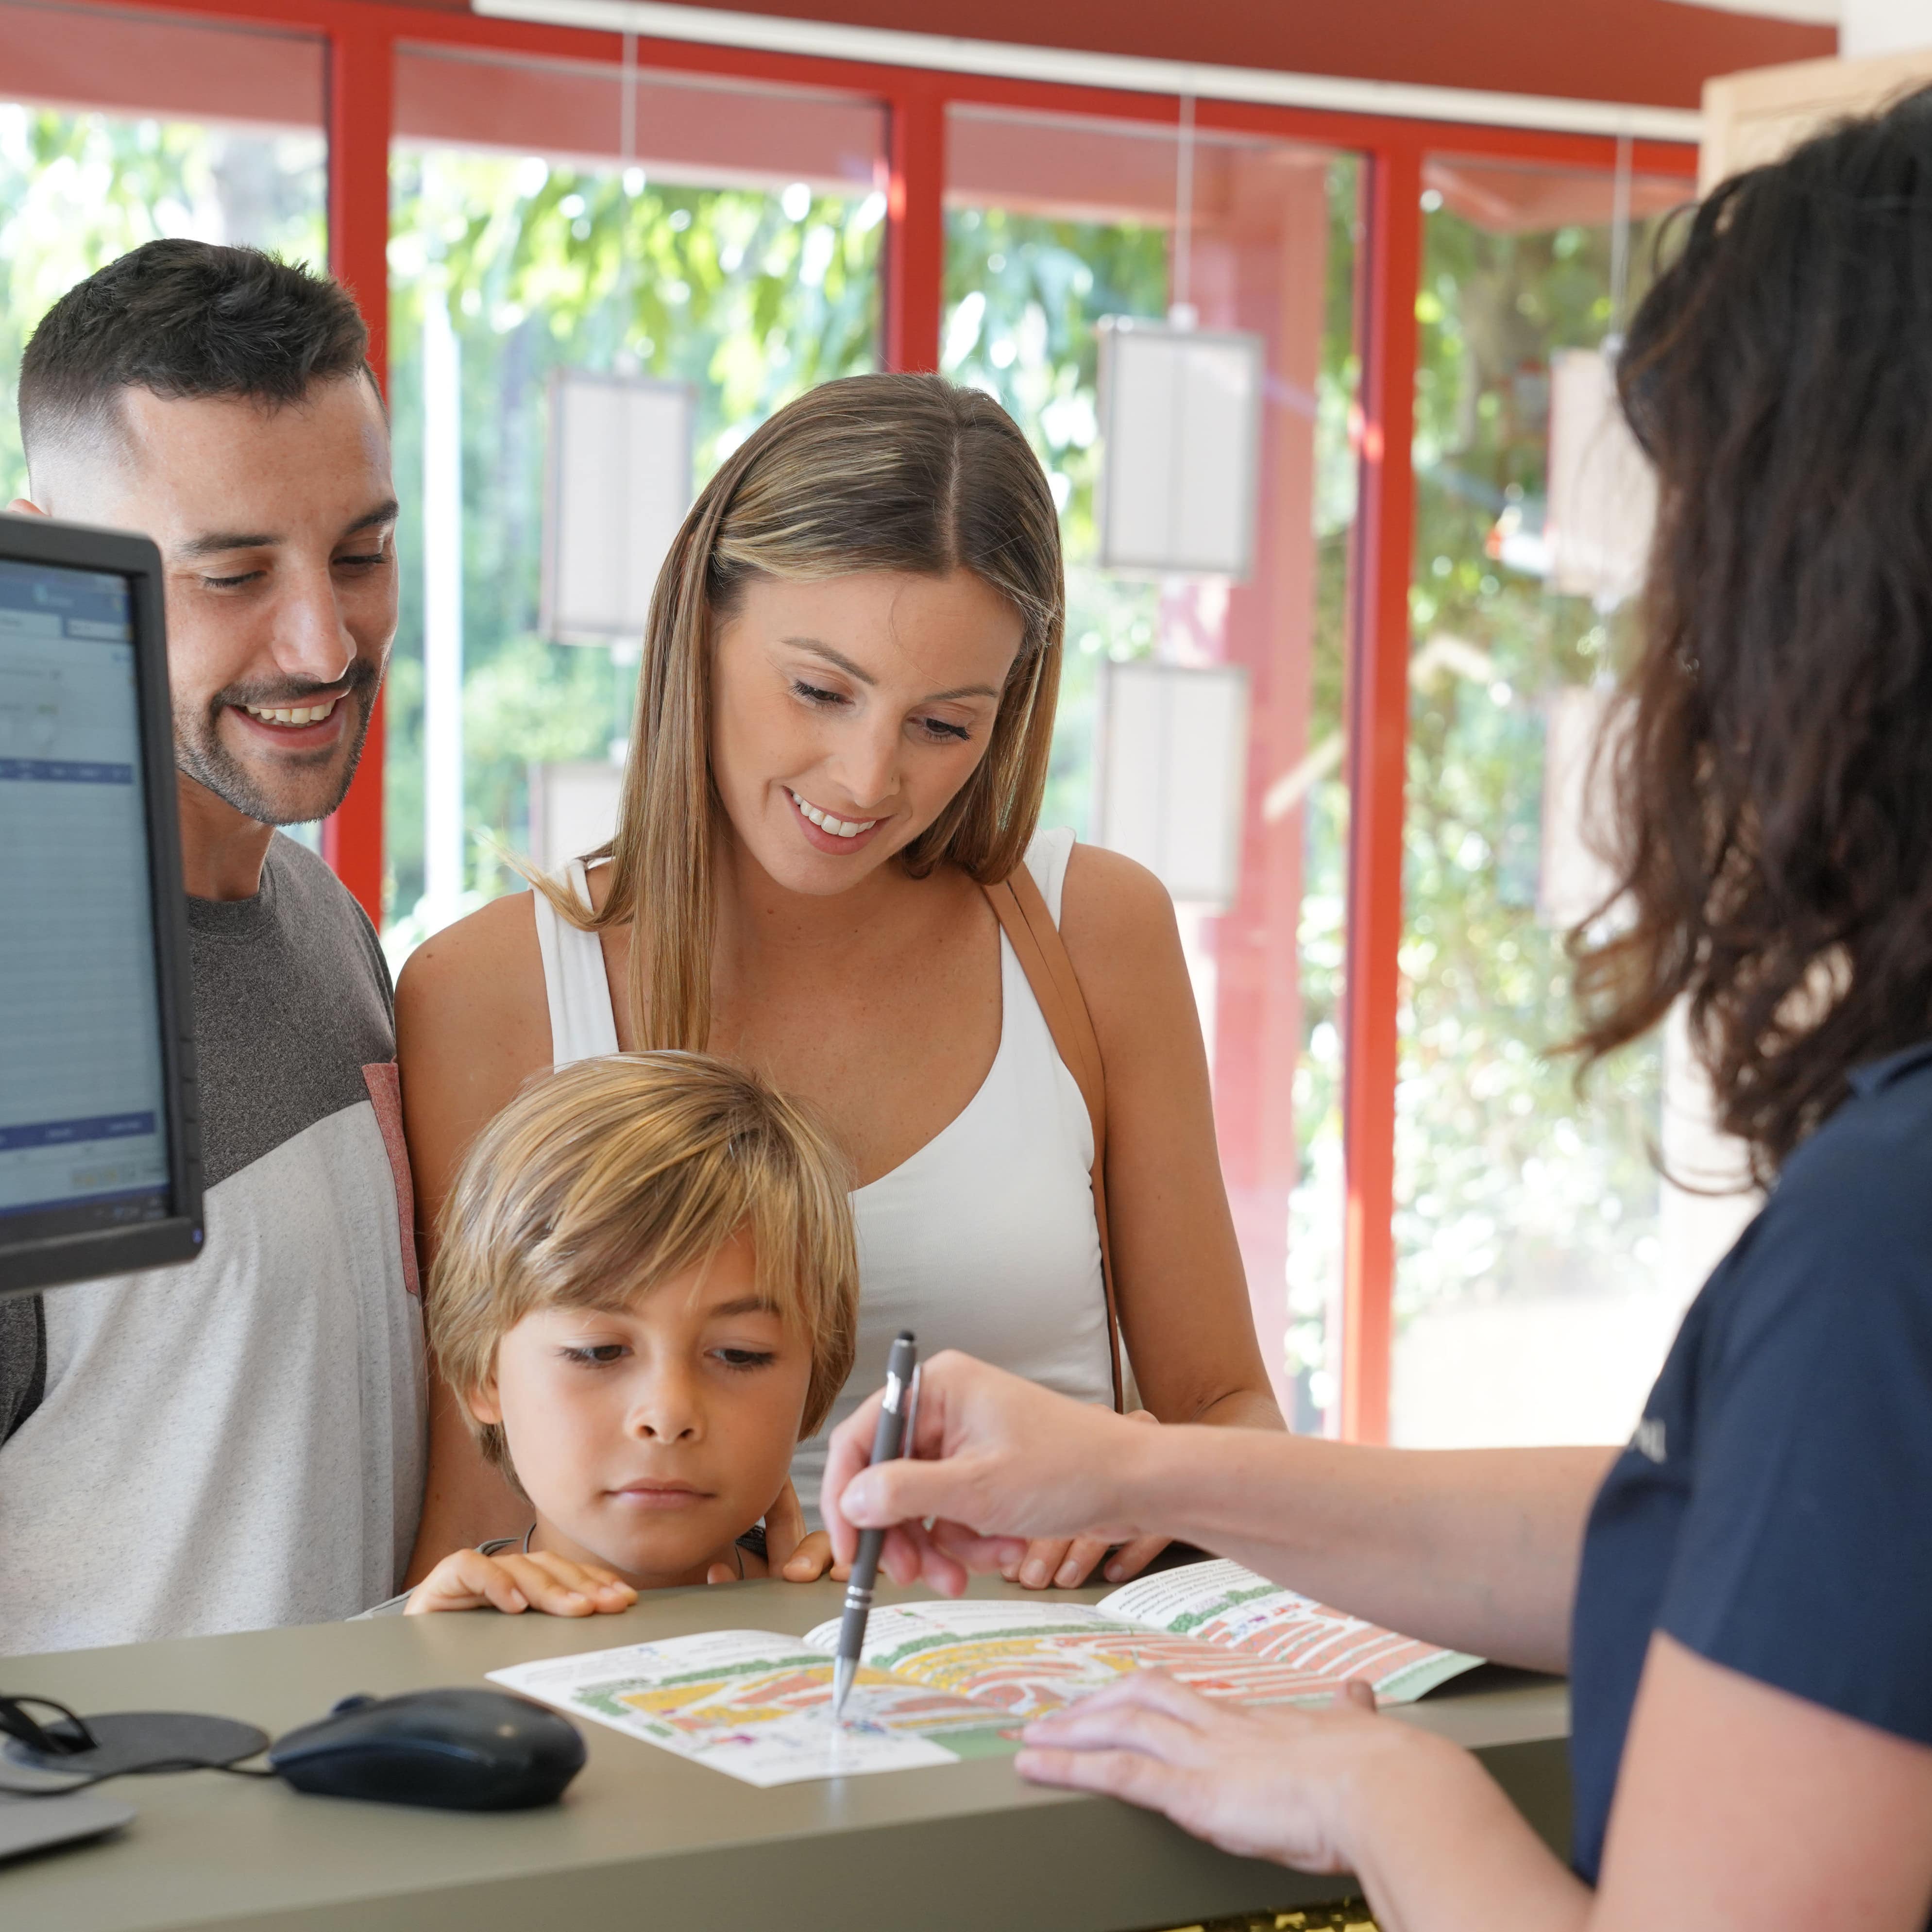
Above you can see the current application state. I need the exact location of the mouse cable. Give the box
[0,1759,278,1796]
[0,1692,275,1794]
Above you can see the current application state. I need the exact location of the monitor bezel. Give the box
[0,513,204,1298]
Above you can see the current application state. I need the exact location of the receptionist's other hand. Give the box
[1017,1672,1406,1874]
[1009,1410,1168,1590]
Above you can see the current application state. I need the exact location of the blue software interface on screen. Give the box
[0,557,170,1238]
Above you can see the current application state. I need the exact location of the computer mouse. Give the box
[269,1688,585,1811]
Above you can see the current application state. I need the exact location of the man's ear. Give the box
[466,1376,503,1427]
[7,498,47,518]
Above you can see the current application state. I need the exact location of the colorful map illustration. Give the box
[1098,1561,1479,1702]
[490,1630,1015,1788]
[493,1561,1477,1789]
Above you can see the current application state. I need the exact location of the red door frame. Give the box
[1341,137,1423,1446]
[68,0,1698,1440]
[319,14,394,923]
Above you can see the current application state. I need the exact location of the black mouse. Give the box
[269,1688,585,1811]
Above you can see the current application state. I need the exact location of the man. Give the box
[0,239,423,1653]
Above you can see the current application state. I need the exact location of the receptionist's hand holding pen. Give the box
[825,1351,1932,1932]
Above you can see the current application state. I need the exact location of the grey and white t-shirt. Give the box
[0,835,425,1655]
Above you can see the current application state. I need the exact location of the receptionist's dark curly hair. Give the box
[1572,85,1932,1182]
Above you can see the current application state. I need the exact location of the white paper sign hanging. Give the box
[1096,319,1265,581]
[529,758,627,871]
[542,370,695,645]
[1091,659,1250,909]
[1538,682,1625,931]
[1546,348,1655,607]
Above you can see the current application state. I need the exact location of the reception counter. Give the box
[0,1573,1570,1932]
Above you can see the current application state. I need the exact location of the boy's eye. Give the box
[713,1347,777,1371]
[201,571,263,591]
[561,1342,627,1366]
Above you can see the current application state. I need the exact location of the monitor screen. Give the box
[0,522,200,1295]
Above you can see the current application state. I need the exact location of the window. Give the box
[944,103,1362,1424]
[0,0,326,501]
[383,45,885,948]
[1393,155,1690,1446]
[2,0,1715,1443]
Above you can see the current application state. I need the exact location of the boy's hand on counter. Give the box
[1010,1411,1168,1590]
[775,1529,849,1584]
[761,1482,851,1583]
[405,1546,638,1617]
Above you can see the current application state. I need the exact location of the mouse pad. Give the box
[4,1711,267,1778]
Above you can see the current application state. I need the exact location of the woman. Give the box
[399,374,1281,1587]
[825,94,1932,1927]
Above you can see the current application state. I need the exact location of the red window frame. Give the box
[55,0,1699,1440]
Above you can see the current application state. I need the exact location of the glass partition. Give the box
[1393,155,1691,1446]
[384,44,885,947]
[0,0,326,501]
[944,103,1361,1425]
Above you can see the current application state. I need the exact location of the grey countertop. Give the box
[0,1574,1571,1932]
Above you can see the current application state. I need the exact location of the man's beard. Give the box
[175,660,382,827]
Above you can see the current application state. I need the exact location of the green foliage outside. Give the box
[0,106,323,500]
[0,103,1681,1426]
[940,201,1168,836]
[1392,199,1673,1339]
[946,162,1364,1429]
[941,167,1361,852]
[383,153,884,942]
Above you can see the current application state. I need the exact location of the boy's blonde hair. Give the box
[429,1052,858,1474]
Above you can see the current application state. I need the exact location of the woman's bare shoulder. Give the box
[1054,842,1189,1033]
[1057,841,1181,961]
[395,889,550,1073]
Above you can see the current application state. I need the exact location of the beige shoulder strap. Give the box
[981,866,1125,1412]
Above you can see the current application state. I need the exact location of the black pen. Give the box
[831,1330,918,1722]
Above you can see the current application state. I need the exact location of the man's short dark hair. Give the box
[19,239,373,472]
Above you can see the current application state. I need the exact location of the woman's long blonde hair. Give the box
[542,372,1066,1051]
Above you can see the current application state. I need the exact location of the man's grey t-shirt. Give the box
[0,1297,42,1446]
[0,836,425,1655]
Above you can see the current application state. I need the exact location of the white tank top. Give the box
[529,827,1113,1519]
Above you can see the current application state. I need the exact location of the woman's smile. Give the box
[784,784,890,856]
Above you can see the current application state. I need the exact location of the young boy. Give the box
[399,1052,857,1617]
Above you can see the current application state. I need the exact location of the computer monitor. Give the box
[0,515,202,1298]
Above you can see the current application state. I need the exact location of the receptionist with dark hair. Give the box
[827,90,1932,1931]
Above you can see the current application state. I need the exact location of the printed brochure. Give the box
[487,1558,1480,1787]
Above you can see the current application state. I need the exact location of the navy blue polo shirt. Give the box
[1568,1039,1932,1884]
